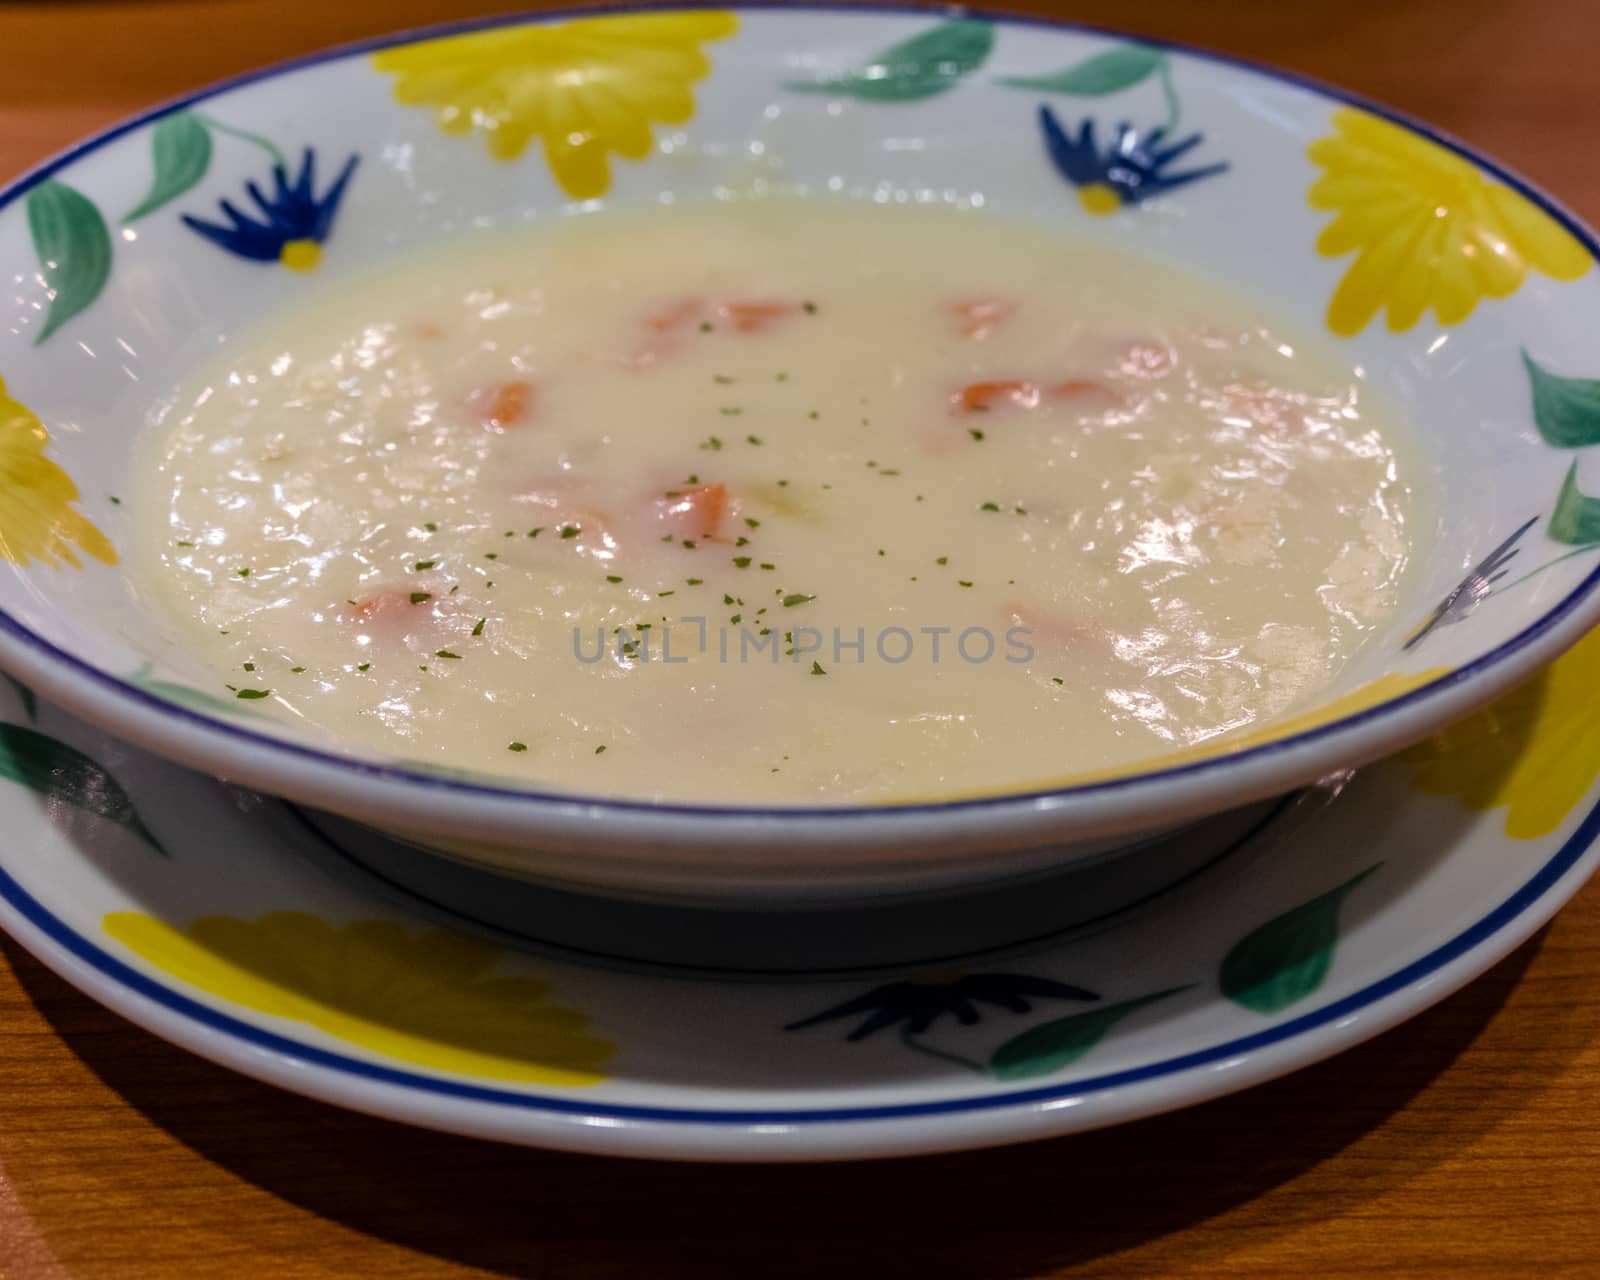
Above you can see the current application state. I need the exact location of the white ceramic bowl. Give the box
[4,5,1600,904]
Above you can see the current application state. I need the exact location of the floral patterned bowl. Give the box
[4,4,1600,904]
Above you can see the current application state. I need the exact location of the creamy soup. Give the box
[134,200,1415,804]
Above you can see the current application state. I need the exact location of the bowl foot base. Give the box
[286,794,1297,977]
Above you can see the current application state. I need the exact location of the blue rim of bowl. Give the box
[2,764,1596,1127]
[2,0,1599,821]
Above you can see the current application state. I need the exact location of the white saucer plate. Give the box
[0,627,1596,1161]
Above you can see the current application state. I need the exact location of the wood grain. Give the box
[3,1,1600,1275]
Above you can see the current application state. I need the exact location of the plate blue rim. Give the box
[2,788,1596,1126]
[1,1,1599,820]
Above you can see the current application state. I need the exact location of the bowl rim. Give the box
[4,0,1599,827]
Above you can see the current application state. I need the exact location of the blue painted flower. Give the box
[1040,106,1227,214]
[182,148,359,271]
[785,973,1097,1041]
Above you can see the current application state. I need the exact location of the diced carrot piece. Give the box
[514,487,618,556]
[478,381,534,430]
[656,482,730,541]
[953,380,1041,414]
[563,511,619,560]
[953,299,1015,339]
[1007,605,1108,656]
[646,298,706,332]
[349,587,439,629]
[1052,378,1116,399]
[719,301,800,334]
[631,299,709,368]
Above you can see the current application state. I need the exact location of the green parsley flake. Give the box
[958,580,974,588]
[1052,677,1065,685]
[527,527,544,538]
[509,741,528,752]
[713,374,736,384]
[980,502,1001,512]
[782,593,815,608]
[473,618,486,636]
[810,661,826,675]
[414,560,436,571]
[410,592,431,605]
[759,563,775,571]
[936,556,949,566]
[687,578,704,586]
[235,689,270,700]
[175,540,194,548]
[595,745,607,755]
[291,666,305,673]
[733,556,752,569]
[559,525,579,539]
[357,663,371,672]
[719,407,742,417]
[436,650,461,660]
[746,434,762,445]
[424,522,438,532]
[236,568,250,578]
[606,575,623,583]
[802,301,818,314]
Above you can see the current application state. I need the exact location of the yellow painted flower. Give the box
[0,375,116,569]
[104,911,614,1085]
[373,12,738,199]
[1307,108,1590,335]
[1401,625,1600,839]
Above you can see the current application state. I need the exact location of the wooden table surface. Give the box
[4,0,1600,1275]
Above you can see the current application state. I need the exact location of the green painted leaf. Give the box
[988,987,1188,1079]
[1,673,36,722]
[997,44,1166,95]
[0,723,164,855]
[124,112,213,223]
[129,665,261,718]
[786,19,994,102]
[1549,460,1600,545]
[1523,350,1600,448]
[27,180,113,345]
[1221,865,1379,1013]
